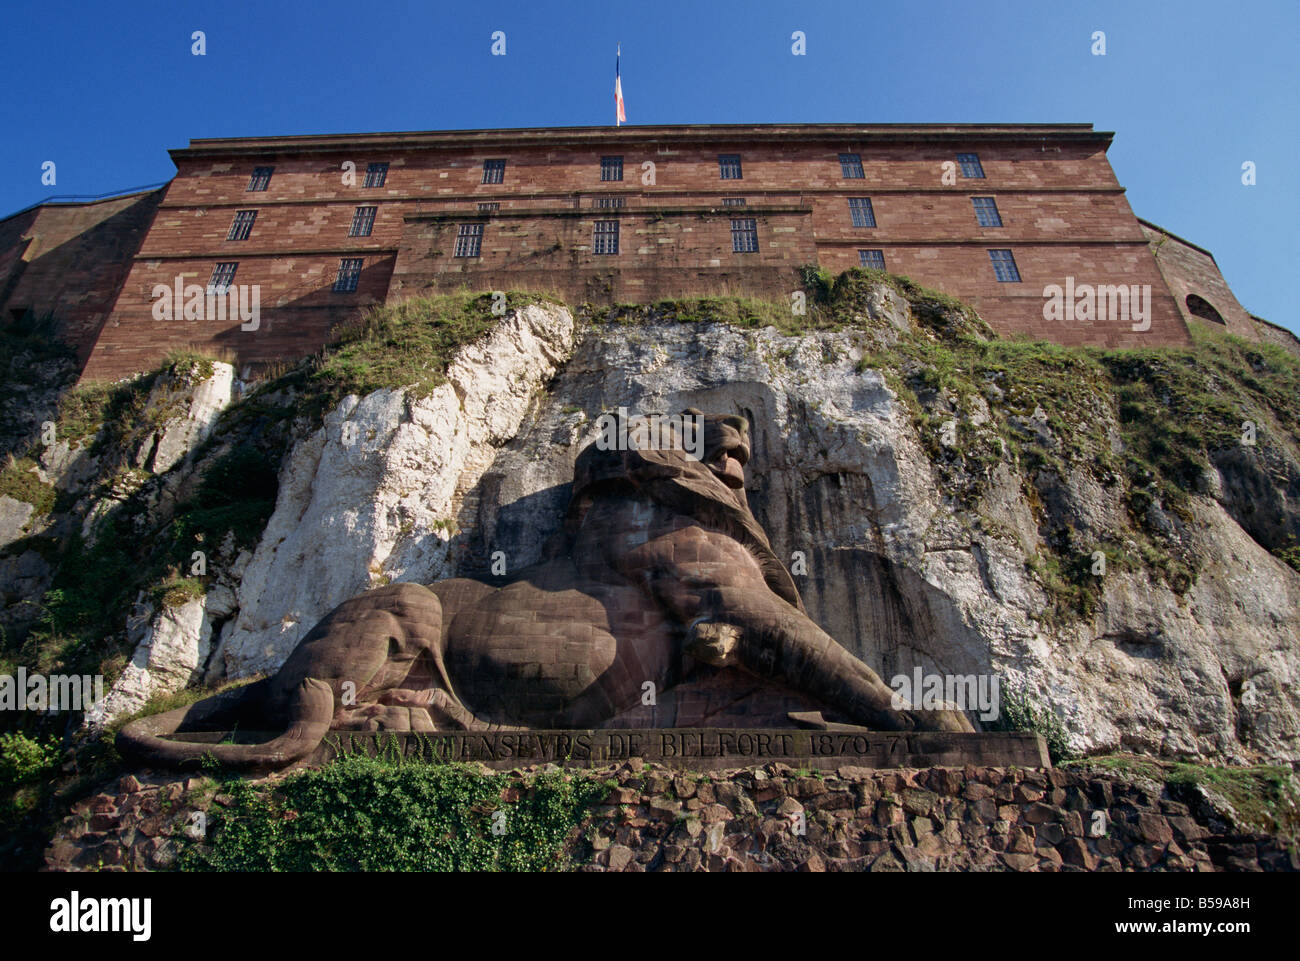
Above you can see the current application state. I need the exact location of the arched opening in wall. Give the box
[1186,294,1226,325]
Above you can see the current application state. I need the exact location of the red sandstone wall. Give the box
[1140,221,1257,341]
[63,128,1195,379]
[0,190,163,364]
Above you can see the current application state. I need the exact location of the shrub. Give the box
[0,732,61,793]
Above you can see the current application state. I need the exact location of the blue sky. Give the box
[3,0,1296,331]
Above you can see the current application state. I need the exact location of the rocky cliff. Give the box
[2,275,1298,772]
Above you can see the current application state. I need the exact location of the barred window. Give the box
[594,196,624,209]
[721,197,746,207]
[958,153,985,178]
[454,223,484,257]
[858,249,886,270]
[593,220,619,255]
[207,262,238,293]
[482,159,506,184]
[600,156,624,181]
[839,153,864,178]
[718,154,743,180]
[848,197,876,228]
[972,197,1002,227]
[333,258,363,293]
[731,218,758,253]
[247,167,273,191]
[989,249,1021,282]
[227,210,257,241]
[364,162,389,188]
[477,202,500,213]
[349,206,377,237]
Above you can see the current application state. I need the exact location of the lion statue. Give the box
[119,409,974,769]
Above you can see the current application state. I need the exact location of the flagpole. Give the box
[616,43,621,127]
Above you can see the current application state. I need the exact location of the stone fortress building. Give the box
[0,123,1286,382]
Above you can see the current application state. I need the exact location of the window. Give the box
[957,153,985,178]
[454,223,484,257]
[1186,294,1226,325]
[482,159,506,184]
[207,262,238,293]
[972,197,1002,227]
[364,163,389,188]
[988,249,1020,282]
[477,202,500,213]
[593,220,619,255]
[594,196,624,209]
[349,206,377,237]
[858,249,886,270]
[226,210,257,241]
[731,218,758,253]
[334,258,363,293]
[721,197,746,207]
[247,167,273,191]
[839,153,864,178]
[718,154,743,180]
[600,156,624,182]
[848,197,876,228]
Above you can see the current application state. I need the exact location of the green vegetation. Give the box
[0,732,64,868]
[0,732,61,794]
[1069,754,1300,843]
[989,683,1076,765]
[0,456,56,515]
[303,290,559,409]
[178,755,605,871]
[18,443,280,681]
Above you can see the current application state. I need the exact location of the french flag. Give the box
[615,44,626,125]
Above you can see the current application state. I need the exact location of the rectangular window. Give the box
[958,153,985,178]
[454,223,484,257]
[839,153,865,178]
[858,249,886,270]
[226,210,257,241]
[731,218,758,253]
[482,159,506,184]
[593,220,619,255]
[477,202,500,213]
[594,196,624,209]
[600,156,624,181]
[848,197,876,228]
[247,166,273,191]
[334,258,363,293]
[364,163,389,188]
[349,206,377,237]
[718,154,743,180]
[208,262,238,293]
[989,249,1021,282]
[972,197,1002,227]
[721,197,746,207]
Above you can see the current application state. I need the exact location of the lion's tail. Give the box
[116,677,334,772]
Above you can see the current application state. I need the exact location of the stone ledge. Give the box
[157,728,1051,771]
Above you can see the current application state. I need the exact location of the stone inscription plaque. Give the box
[309,728,1051,771]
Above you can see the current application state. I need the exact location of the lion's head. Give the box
[567,409,804,612]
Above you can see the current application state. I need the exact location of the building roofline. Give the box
[1138,217,1218,262]
[1250,313,1299,341]
[0,184,169,227]
[171,122,1114,159]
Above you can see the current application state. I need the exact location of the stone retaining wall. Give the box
[45,760,1297,873]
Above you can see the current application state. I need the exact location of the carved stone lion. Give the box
[119,410,973,769]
